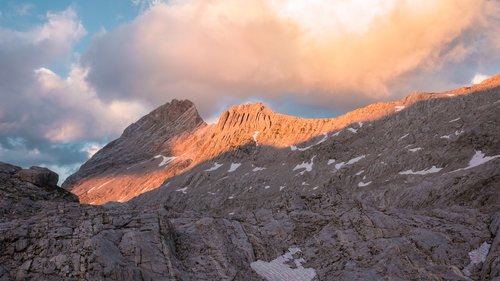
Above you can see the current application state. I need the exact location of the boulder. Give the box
[15,167,59,187]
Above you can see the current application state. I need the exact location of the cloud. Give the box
[471,73,490,84]
[0,8,148,180]
[1,1,499,181]
[83,0,499,117]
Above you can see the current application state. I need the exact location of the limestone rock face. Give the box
[64,79,487,205]
[1,76,499,281]
[63,99,206,204]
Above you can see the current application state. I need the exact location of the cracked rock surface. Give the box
[1,77,500,280]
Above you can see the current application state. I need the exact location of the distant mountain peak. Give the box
[62,98,205,192]
[123,99,202,137]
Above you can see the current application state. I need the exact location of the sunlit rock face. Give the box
[64,76,500,206]
[62,99,207,204]
[0,77,499,280]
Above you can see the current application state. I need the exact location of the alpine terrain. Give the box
[1,76,499,281]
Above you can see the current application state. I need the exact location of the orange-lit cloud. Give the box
[84,0,498,117]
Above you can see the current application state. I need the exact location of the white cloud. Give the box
[0,7,148,175]
[35,64,147,142]
[84,0,498,117]
[81,142,104,158]
[471,73,489,85]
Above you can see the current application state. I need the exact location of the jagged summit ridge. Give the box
[217,102,271,131]
[123,99,202,137]
[64,76,500,204]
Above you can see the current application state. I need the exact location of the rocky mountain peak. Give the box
[122,99,202,137]
[216,102,273,132]
[62,99,206,194]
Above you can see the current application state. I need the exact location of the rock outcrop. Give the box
[1,76,499,280]
[0,163,77,214]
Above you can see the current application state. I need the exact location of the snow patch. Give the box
[253,131,260,146]
[250,247,316,281]
[440,130,464,139]
[228,163,242,173]
[466,150,500,169]
[335,155,366,170]
[355,170,365,176]
[395,105,405,112]
[335,162,345,169]
[463,242,491,277]
[293,155,316,175]
[347,155,366,165]
[347,128,357,133]
[205,162,223,172]
[253,167,266,172]
[154,155,177,167]
[264,186,270,189]
[290,133,328,151]
[452,150,500,172]
[399,166,442,175]
[312,186,319,190]
[176,187,188,194]
[327,159,336,165]
[331,131,342,137]
[399,133,409,140]
[449,117,461,123]
[358,181,372,187]
[279,186,285,191]
[408,147,422,152]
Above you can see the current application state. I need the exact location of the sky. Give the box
[0,0,499,182]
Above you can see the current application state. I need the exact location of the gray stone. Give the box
[16,166,58,187]
[0,78,499,280]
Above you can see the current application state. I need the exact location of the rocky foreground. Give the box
[1,77,500,280]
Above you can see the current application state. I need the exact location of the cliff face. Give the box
[2,77,498,280]
[62,99,207,204]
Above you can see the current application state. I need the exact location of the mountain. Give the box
[62,99,206,204]
[63,79,490,205]
[1,76,499,280]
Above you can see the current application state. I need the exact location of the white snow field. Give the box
[250,247,316,281]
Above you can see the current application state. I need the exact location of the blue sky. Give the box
[0,0,499,182]
[0,0,140,75]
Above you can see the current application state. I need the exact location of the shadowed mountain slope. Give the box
[1,76,499,280]
[64,76,500,205]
